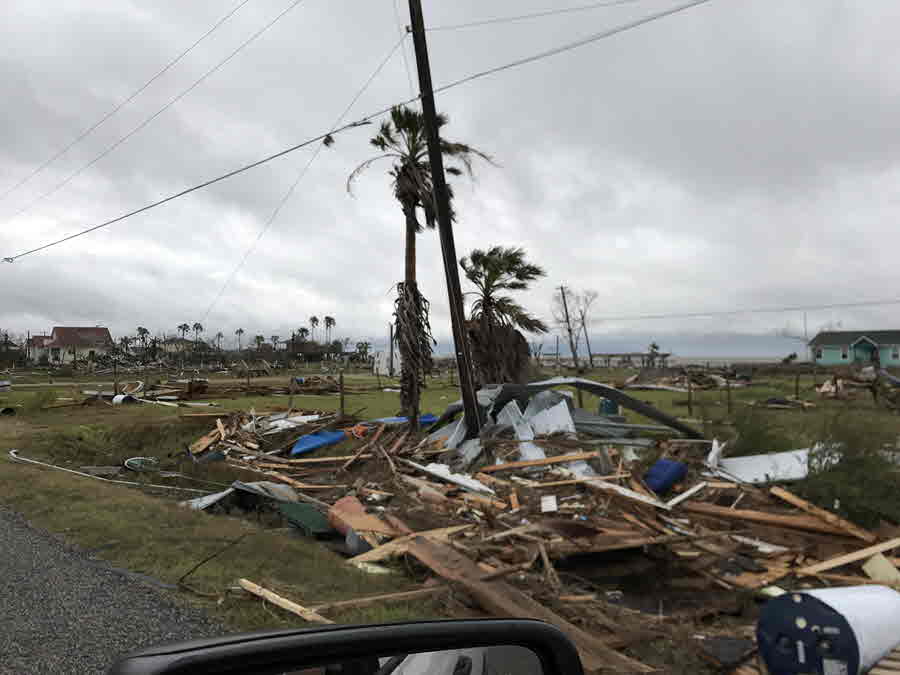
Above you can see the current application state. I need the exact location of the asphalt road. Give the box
[0,506,221,674]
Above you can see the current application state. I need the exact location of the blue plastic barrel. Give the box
[643,458,687,494]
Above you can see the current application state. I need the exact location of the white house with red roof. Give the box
[31,326,114,363]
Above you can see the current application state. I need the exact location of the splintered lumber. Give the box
[341,424,386,471]
[263,470,345,491]
[347,525,474,564]
[309,586,448,614]
[268,454,375,465]
[238,579,333,624]
[189,428,220,454]
[533,474,629,488]
[479,451,600,473]
[406,537,653,673]
[586,480,671,510]
[682,501,851,536]
[797,537,900,576]
[769,486,877,543]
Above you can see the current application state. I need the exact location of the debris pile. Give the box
[181,377,900,672]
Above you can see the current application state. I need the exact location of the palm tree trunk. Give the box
[404,204,417,286]
[399,200,420,427]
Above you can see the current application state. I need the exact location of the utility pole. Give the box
[407,0,481,436]
[557,286,580,370]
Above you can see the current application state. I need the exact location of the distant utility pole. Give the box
[557,286,580,370]
[407,0,481,436]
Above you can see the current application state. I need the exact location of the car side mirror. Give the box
[107,619,584,675]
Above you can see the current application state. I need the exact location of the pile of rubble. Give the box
[181,378,900,673]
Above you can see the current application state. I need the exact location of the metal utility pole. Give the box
[407,0,481,436]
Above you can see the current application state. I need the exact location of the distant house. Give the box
[26,335,51,361]
[161,337,195,354]
[809,330,900,366]
[35,327,114,363]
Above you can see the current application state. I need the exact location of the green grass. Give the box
[3,367,900,635]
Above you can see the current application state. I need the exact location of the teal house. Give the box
[809,330,900,366]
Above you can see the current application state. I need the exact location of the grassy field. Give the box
[2,365,899,636]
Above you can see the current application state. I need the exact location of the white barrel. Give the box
[757,585,900,674]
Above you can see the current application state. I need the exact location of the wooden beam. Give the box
[406,537,653,673]
[682,502,850,536]
[238,579,333,624]
[309,586,448,613]
[478,451,600,473]
[769,486,877,543]
[797,538,900,576]
[347,525,473,564]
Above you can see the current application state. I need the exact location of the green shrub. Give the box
[795,411,900,528]
[728,407,795,456]
[21,390,58,414]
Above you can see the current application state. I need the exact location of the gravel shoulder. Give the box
[0,505,222,675]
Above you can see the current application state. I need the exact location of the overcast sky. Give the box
[2,0,899,356]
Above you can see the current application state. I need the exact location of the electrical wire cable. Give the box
[9,449,212,494]
[0,0,256,202]
[3,0,310,225]
[428,0,651,32]
[432,0,714,96]
[200,33,409,322]
[393,0,416,97]
[590,298,900,323]
[3,0,714,262]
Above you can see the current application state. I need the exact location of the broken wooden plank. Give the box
[769,486,877,543]
[586,480,671,510]
[189,427,220,455]
[238,579,333,624]
[406,537,653,673]
[666,482,707,508]
[797,538,900,576]
[347,525,474,564]
[309,586,448,614]
[262,470,345,491]
[479,451,600,473]
[532,473,630,488]
[863,553,900,585]
[682,502,851,536]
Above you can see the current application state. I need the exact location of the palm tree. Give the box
[461,247,548,333]
[215,331,224,351]
[235,328,244,351]
[136,326,150,351]
[460,246,548,384]
[271,335,279,351]
[324,316,335,343]
[254,335,265,352]
[177,323,190,340]
[309,316,319,342]
[192,322,203,345]
[298,327,309,342]
[348,105,490,421]
[119,336,132,355]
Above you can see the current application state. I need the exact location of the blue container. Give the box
[643,459,687,495]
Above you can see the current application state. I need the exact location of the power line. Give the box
[428,0,651,32]
[392,0,416,97]
[590,298,900,323]
[200,34,409,322]
[0,0,256,203]
[3,0,309,225]
[433,0,714,96]
[1,116,375,263]
[3,0,715,262]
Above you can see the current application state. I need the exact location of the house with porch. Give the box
[809,330,900,366]
[32,327,114,364]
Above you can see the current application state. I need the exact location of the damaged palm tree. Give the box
[349,106,490,426]
[460,246,548,386]
[394,282,434,426]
